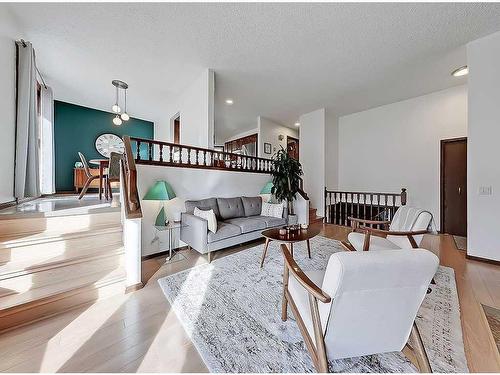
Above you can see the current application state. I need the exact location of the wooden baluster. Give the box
[349,193,354,226]
[203,150,207,166]
[329,191,332,223]
[187,148,192,164]
[148,142,152,161]
[357,193,360,219]
[344,193,347,225]
[136,140,141,161]
[333,192,337,225]
[401,188,407,206]
[370,193,374,223]
[363,193,366,221]
[159,144,164,162]
[392,193,396,220]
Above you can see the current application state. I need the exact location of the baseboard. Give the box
[0,196,38,211]
[125,282,144,293]
[141,246,189,261]
[465,254,500,266]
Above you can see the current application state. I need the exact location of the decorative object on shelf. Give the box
[74,161,83,168]
[111,79,130,126]
[143,180,176,226]
[270,146,303,215]
[264,143,272,154]
[95,133,125,157]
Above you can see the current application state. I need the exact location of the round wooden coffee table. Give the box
[260,225,321,268]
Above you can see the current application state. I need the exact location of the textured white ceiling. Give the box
[5,3,500,139]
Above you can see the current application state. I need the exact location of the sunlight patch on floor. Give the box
[37,294,129,372]
[137,262,213,371]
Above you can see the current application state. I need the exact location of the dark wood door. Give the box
[287,136,299,160]
[441,138,467,236]
[173,116,180,144]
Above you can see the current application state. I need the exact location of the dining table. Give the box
[89,158,109,200]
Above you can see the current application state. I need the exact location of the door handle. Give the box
[458,187,462,195]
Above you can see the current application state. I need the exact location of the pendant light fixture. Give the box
[111,80,129,125]
[120,87,130,121]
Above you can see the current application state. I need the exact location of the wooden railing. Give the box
[324,188,407,227]
[129,137,274,173]
[122,136,142,219]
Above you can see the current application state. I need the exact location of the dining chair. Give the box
[341,206,433,252]
[105,152,121,200]
[281,245,438,373]
[78,152,100,200]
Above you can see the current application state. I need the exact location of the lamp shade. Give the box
[260,181,274,194]
[143,181,176,201]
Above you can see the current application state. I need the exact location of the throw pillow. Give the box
[261,202,283,218]
[194,207,218,233]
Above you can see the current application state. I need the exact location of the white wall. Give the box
[0,10,20,203]
[154,69,215,148]
[467,32,500,262]
[325,110,339,190]
[299,108,326,216]
[338,85,467,230]
[136,164,272,256]
[257,116,298,158]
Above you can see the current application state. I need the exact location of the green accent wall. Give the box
[54,100,154,192]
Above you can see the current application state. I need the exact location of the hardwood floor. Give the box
[0,224,498,373]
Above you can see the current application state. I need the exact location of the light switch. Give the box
[478,186,492,195]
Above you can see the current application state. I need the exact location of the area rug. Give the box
[158,236,469,373]
[482,304,500,353]
[453,235,467,251]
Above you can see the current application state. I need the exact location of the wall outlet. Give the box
[478,186,492,195]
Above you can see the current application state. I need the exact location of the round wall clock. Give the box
[95,133,124,157]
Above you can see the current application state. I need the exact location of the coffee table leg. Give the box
[260,238,270,268]
[306,239,311,258]
[289,243,294,257]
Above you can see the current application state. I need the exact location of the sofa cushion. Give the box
[185,198,221,220]
[224,217,266,233]
[252,215,287,228]
[217,197,245,220]
[207,222,241,243]
[241,196,262,217]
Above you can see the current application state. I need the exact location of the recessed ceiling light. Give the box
[225,99,234,105]
[451,66,468,77]
[294,122,300,127]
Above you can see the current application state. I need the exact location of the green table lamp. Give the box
[260,181,274,194]
[143,180,176,226]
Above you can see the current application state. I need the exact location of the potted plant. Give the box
[270,146,303,219]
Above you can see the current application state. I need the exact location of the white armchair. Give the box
[342,206,433,251]
[281,245,439,372]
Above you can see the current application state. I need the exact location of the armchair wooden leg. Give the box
[282,263,289,321]
[409,322,432,373]
[340,240,357,252]
[260,238,270,268]
[207,251,213,263]
[306,239,311,258]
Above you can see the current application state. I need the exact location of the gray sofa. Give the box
[180,196,288,262]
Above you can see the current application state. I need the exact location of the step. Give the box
[0,243,124,281]
[0,225,123,264]
[0,273,126,333]
[0,253,125,306]
[0,211,121,237]
[310,215,324,224]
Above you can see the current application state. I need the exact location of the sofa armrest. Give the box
[180,213,208,253]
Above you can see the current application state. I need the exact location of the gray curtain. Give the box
[40,85,55,194]
[15,41,40,199]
